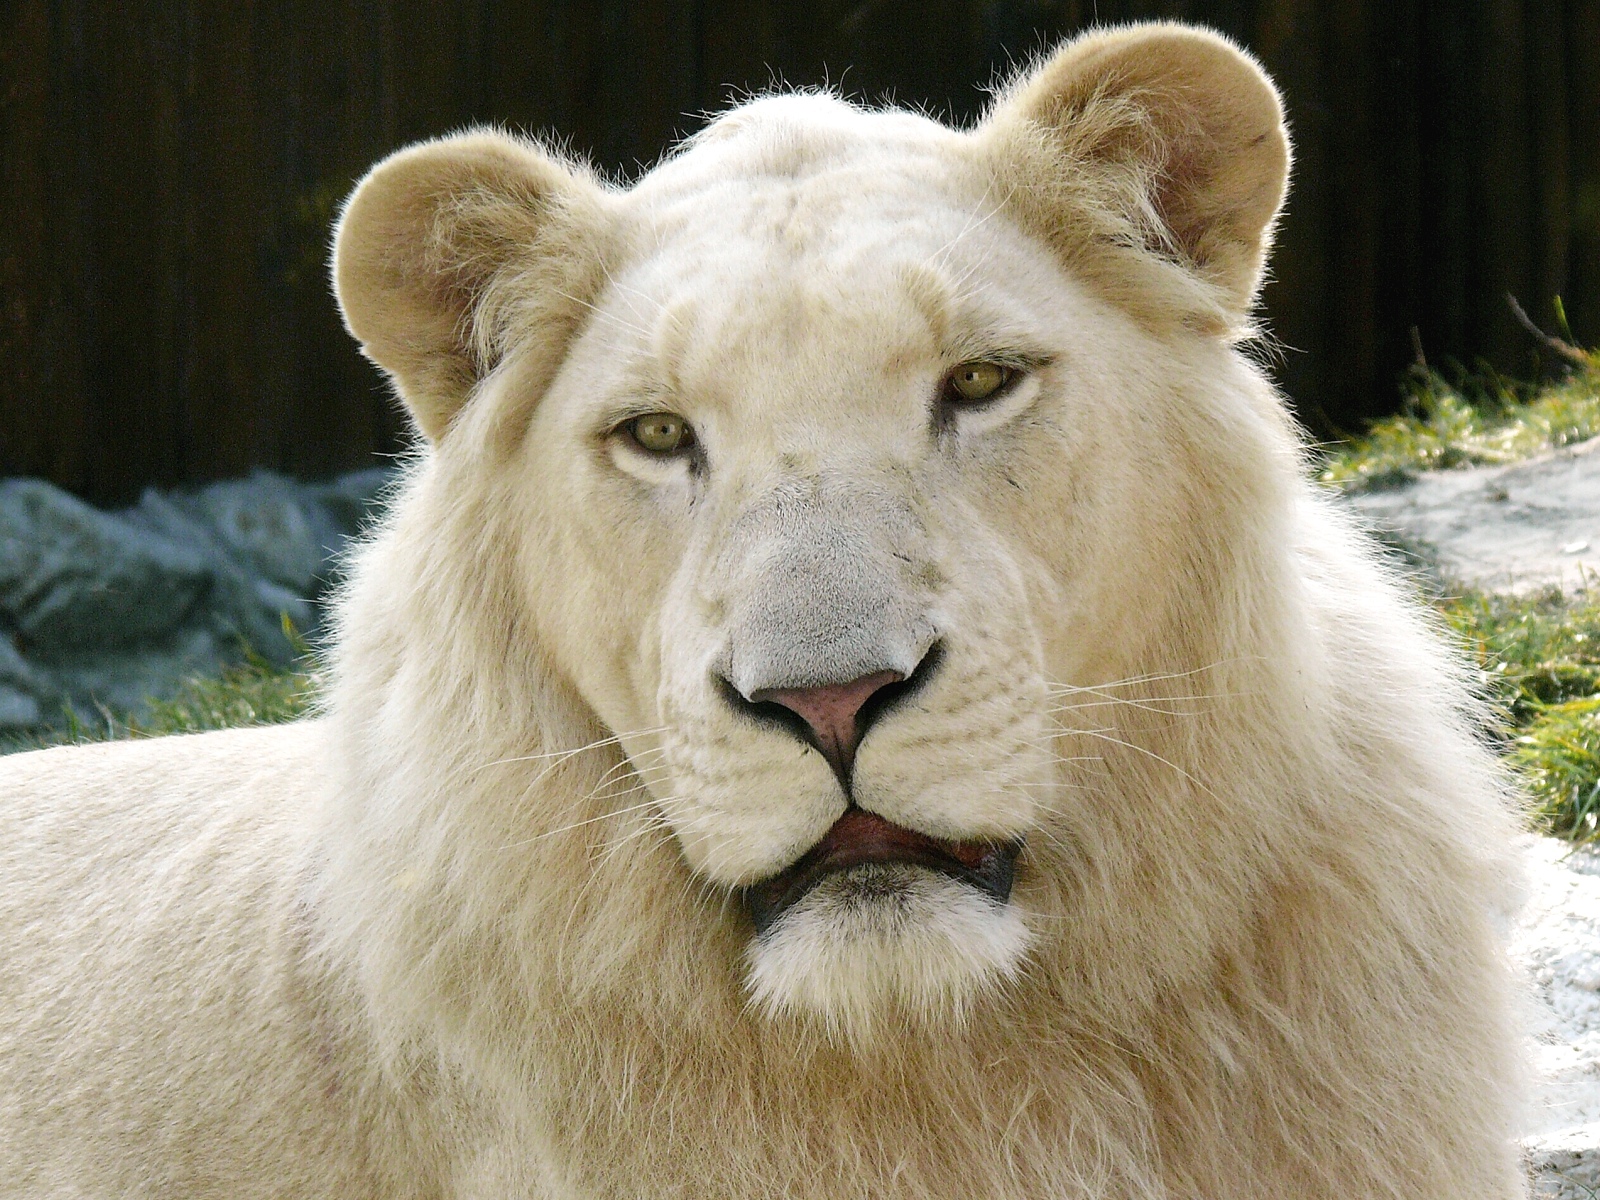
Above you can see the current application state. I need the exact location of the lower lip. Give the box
[742,810,1020,935]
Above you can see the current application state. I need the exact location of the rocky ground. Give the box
[1348,443,1600,1195]
[0,468,391,728]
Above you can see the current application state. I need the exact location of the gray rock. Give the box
[128,467,390,616]
[187,476,333,596]
[179,467,388,597]
[1346,439,1600,594]
[0,688,40,730]
[0,635,51,729]
[306,467,393,546]
[46,626,227,719]
[125,490,311,666]
[0,479,212,650]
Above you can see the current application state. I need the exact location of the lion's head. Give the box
[329,24,1290,1041]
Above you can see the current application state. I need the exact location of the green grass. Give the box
[123,650,317,735]
[1512,695,1600,840]
[1436,588,1600,838]
[1318,314,1600,839]
[5,642,318,755]
[1439,588,1600,720]
[1320,357,1600,491]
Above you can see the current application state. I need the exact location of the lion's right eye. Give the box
[622,413,695,456]
[944,361,1017,406]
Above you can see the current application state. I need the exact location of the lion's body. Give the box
[0,727,386,1197]
[0,24,1525,1198]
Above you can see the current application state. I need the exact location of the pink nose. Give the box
[751,669,905,780]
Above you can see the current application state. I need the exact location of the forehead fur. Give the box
[593,97,1060,398]
[618,96,982,274]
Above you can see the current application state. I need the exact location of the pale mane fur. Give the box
[0,22,1525,1200]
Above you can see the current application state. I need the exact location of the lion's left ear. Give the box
[980,23,1290,334]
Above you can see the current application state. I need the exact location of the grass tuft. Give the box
[4,621,318,754]
[1320,358,1600,491]
[130,650,317,735]
[1512,696,1600,840]
[1438,586,1600,839]
[1438,588,1600,720]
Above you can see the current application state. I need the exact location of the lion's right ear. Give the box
[332,132,609,442]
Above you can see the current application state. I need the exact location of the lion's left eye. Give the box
[944,361,1016,405]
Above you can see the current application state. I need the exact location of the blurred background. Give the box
[3,0,1598,505]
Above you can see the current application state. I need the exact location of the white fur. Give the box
[0,24,1527,1199]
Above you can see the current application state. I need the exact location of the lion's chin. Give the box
[744,864,1033,1040]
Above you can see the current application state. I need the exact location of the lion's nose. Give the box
[748,670,905,783]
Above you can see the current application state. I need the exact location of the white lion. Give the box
[0,23,1526,1199]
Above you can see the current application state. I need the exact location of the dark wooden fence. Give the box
[4,0,1599,504]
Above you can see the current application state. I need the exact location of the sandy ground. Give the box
[1518,837,1600,1195]
[1347,438,1600,597]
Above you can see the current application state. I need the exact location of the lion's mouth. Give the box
[742,809,1020,934]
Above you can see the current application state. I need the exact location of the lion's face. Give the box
[333,28,1289,1034]
[520,104,1081,1024]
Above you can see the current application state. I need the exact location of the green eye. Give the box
[624,412,694,455]
[946,361,1014,404]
